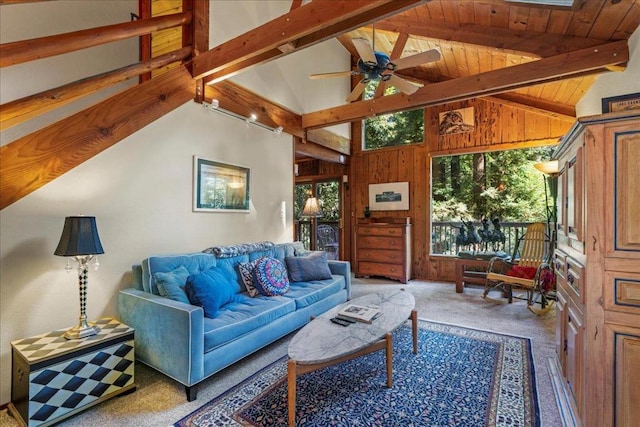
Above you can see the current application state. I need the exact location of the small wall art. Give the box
[369,182,409,211]
[193,156,250,212]
[439,106,475,135]
[601,92,640,113]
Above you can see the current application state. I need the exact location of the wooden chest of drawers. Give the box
[355,217,411,283]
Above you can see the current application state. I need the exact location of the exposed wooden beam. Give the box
[0,12,192,67]
[193,0,427,81]
[0,66,195,210]
[295,140,347,164]
[305,129,351,156]
[203,81,351,157]
[302,40,628,129]
[203,81,303,137]
[1,47,192,131]
[374,19,607,58]
[490,94,576,120]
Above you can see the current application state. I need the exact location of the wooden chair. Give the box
[483,222,554,315]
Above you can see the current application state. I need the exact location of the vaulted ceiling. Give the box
[1,0,639,209]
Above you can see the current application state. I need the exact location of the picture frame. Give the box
[369,182,409,211]
[193,156,250,212]
[601,92,640,113]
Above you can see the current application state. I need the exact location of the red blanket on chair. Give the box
[506,265,538,279]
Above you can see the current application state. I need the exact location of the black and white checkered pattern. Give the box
[11,318,135,426]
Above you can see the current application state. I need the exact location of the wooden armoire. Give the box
[553,111,640,427]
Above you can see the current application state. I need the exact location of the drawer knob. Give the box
[567,274,575,284]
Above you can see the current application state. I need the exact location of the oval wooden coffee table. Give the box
[287,289,417,427]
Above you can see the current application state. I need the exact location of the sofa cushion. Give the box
[283,275,345,309]
[249,245,286,262]
[144,253,217,295]
[253,257,290,296]
[154,266,190,304]
[237,259,260,297]
[285,251,333,282]
[186,267,239,318]
[203,294,296,351]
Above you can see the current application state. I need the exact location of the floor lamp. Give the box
[300,197,323,250]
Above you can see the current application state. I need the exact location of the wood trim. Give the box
[0,12,192,67]
[193,0,427,81]
[0,66,195,210]
[302,40,628,129]
[0,47,192,131]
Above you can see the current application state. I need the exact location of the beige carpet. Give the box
[0,278,560,427]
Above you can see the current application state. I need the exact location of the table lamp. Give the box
[54,216,104,339]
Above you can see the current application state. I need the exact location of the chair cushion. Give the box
[253,257,290,296]
[506,265,538,279]
[154,266,190,304]
[285,251,333,282]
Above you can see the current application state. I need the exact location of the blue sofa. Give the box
[118,242,350,401]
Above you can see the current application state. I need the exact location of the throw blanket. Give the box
[203,241,275,258]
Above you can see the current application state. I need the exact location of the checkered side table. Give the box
[11,318,135,427]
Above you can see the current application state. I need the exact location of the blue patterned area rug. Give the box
[175,320,539,427]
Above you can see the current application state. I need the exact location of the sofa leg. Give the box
[185,385,198,402]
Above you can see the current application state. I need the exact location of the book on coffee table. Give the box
[337,304,382,323]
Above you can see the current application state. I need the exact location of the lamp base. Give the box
[64,322,101,340]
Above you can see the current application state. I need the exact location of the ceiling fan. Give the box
[310,36,441,102]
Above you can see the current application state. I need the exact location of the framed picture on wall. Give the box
[193,156,250,212]
[369,182,409,211]
[601,92,640,113]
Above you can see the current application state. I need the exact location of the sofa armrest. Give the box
[328,260,351,299]
[118,289,204,386]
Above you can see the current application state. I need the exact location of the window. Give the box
[431,146,554,255]
[363,82,424,150]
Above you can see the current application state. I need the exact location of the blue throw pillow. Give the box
[253,257,290,296]
[285,251,333,282]
[154,266,190,304]
[185,267,238,318]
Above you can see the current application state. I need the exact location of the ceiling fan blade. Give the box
[352,37,377,65]
[388,74,421,95]
[390,49,441,71]
[309,70,357,79]
[346,79,369,103]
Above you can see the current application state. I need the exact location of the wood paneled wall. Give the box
[307,97,575,282]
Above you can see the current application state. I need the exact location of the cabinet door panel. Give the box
[566,305,584,415]
[607,128,640,257]
[614,331,640,427]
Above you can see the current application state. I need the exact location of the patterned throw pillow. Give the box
[237,259,260,297]
[252,257,290,296]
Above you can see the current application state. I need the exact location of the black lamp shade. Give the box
[54,216,104,256]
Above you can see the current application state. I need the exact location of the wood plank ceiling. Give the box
[1,0,639,209]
